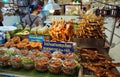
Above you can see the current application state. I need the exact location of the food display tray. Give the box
[73,38,105,48]
[0,67,79,77]
[77,48,120,77]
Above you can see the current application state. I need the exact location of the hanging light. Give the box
[72,0,80,4]
[2,0,9,3]
[43,0,61,13]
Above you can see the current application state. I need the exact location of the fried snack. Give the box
[3,36,42,50]
[21,38,29,43]
[4,42,11,47]
[16,42,28,49]
[49,19,74,42]
[76,14,106,39]
[29,42,38,48]
[11,36,21,44]
[4,36,21,48]
[29,42,42,50]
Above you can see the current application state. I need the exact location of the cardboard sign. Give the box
[28,34,44,42]
[42,41,73,53]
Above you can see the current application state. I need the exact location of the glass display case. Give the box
[65,4,81,15]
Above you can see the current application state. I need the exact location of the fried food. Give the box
[76,14,106,39]
[49,19,74,42]
[79,48,120,77]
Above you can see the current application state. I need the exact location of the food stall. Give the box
[0,13,120,77]
[0,0,120,77]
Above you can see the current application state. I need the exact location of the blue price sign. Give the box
[28,34,44,42]
[42,41,73,54]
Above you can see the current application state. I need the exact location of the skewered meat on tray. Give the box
[77,48,120,77]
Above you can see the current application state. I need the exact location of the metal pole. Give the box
[109,18,117,46]
[109,0,117,47]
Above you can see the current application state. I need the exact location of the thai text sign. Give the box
[42,41,73,53]
[28,34,44,42]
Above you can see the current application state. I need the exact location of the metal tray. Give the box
[73,38,105,48]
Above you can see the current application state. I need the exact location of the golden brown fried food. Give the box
[11,36,21,43]
[21,38,29,43]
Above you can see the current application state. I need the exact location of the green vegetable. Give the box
[23,59,34,64]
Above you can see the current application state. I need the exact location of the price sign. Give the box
[28,34,44,42]
[42,41,73,54]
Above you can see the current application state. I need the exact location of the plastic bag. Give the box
[37,26,49,35]
[30,26,38,34]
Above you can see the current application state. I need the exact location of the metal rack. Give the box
[93,0,120,47]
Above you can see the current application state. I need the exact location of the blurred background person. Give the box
[24,4,43,29]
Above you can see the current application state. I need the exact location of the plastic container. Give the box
[52,51,63,59]
[8,47,20,56]
[48,58,62,74]
[64,53,76,60]
[22,57,34,70]
[62,59,77,75]
[0,47,8,51]
[42,51,51,58]
[0,49,5,56]
[0,55,10,67]
[20,49,29,56]
[29,49,40,57]
[35,57,49,72]
[11,56,22,69]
